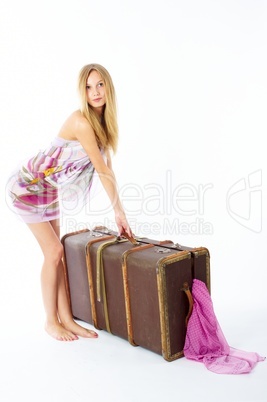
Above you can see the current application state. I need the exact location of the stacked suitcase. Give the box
[62,227,210,361]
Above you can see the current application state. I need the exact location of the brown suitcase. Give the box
[62,227,210,361]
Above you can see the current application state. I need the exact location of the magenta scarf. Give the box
[184,279,265,374]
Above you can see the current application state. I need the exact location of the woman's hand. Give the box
[115,211,132,237]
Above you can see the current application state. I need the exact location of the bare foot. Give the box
[62,320,98,339]
[45,321,78,341]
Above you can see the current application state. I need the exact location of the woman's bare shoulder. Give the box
[58,110,91,140]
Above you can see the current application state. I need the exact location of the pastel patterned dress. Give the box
[6,137,97,223]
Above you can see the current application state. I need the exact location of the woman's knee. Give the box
[44,242,64,264]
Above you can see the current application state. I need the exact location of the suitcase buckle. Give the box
[91,231,105,237]
[154,247,171,254]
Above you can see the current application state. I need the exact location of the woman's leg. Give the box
[50,220,98,338]
[27,221,77,341]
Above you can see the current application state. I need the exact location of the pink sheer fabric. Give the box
[184,279,265,374]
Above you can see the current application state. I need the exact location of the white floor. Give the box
[0,222,266,402]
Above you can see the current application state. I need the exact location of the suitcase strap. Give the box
[122,243,155,346]
[96,238,128,333]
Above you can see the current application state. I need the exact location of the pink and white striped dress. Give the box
[6,137,97,223]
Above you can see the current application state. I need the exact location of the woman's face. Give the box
[86,70,106,114]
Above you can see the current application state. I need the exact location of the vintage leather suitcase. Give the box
[62,227,210,361]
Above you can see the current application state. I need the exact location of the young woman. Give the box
[6,63,132,341]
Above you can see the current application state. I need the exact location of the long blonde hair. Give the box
[78,63,118,153]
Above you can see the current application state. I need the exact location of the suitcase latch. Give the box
[154,247,171,254]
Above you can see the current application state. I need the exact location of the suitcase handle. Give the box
[181,282,193,327]
[93,226,139,246]
[119,230,139,245]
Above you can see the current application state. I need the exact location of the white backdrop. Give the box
[1,0,266,342]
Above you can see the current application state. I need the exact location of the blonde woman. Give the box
[6,64,132,341]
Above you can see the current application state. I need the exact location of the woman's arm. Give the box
[73,114,132,236]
